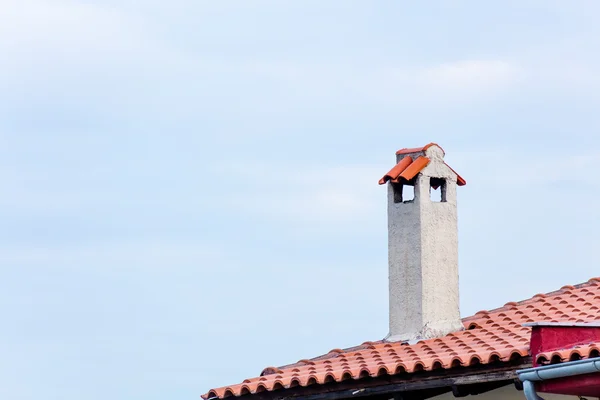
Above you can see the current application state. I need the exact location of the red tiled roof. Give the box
[379,155,432,185]
[203,278,600,399]
[445,163,467,186]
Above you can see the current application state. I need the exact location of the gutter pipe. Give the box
[517,358,600,400]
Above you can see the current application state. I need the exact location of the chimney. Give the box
[379,143,466,342]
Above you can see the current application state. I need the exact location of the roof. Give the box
[524,322,600,327]
[203,277,600,399]
[378,143,467,186]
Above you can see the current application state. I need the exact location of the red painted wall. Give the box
[529,325,600,396]
[539,374,600,397]
[530,325,600,367]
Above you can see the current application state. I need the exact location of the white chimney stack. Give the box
[379,143,466,342]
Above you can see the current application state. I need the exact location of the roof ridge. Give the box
[463,277,600,322]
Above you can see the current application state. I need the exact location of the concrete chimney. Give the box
[378,143,466,342]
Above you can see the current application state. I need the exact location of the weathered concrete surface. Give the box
[386,144,463,342]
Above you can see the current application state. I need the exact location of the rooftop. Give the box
[203,277,600,399]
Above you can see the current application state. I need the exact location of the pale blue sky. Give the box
[2,1,600,399]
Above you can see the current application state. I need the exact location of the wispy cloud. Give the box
[0,2,532,116]
[418,60,522,93]
[243,59,524,104]
[216,162,386,223]
[452,150,600,187]
[2,239,223,270]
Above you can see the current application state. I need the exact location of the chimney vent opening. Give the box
[392,182,415,204]
[429,178,447,202]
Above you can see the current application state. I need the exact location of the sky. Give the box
[2,1,600,399]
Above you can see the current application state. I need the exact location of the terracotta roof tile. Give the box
[445,162,467,186]
[398,156,430,182]
[203,277,600,399]
[536,342,600,365]
[378,156,413,185]
[395,142,443,156]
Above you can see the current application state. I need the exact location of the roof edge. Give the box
[395,142,445,156]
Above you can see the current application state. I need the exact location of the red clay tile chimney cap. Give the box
[380,143,466,186]
[395,143,445,156]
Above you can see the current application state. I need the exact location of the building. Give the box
[203,144,600,400]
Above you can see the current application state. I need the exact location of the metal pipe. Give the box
[517,359,600,400]
[518,359,600,381]
[522,380,545,400]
